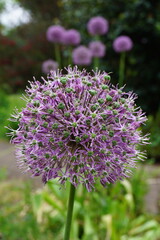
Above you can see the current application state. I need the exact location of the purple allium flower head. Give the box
[113,35,133,53]
[46,25,65,43]
[87,16,109,36]
[9,66,148,191]
[63,29,81,46]
[42,59,58,74]
[89,41,106,57]
[72,46,92,65]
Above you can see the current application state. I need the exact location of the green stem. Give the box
[93,35,100,70]
[68,46,72,66]
[64,184,76,240]
[55,43,61,68]
[95,35,99,41]
[93,57,99,70]
[119,52,126,87]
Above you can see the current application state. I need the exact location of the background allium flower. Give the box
[46,25,65,43]
[72,46,92,65]
[113,35,133,52]
[89,41,106,57]
[87,16,109,35]
[63,29,81,45]
[9,67,148,191]
[42,59,58,74]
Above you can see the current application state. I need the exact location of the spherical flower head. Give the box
[63,29,81,46]
[113,35,133,53]
[46,25,65,43]
[87,16,109,36]
[72,46,92,65]
[42,59,58,74]
[9,66,148,191]
[89,41,106,57]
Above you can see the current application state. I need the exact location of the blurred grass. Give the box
[8,94,25,110]
[0,92,25,139]
[0,168,160,240]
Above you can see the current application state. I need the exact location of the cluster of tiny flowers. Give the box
[87,16,109,36]
[63,29,81,46]
[89,41,106,57]
[9,67,148,191]
[42,59,58,74]
[46,25,65,43]
[113,35,133,53]
[46,25,81,46]
[72,46,92,65]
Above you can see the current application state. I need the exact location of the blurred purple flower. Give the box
[63,29,81,45]
[113,36,133,52]
[42,59,58,74]
[89,41,106,57]
[72,46,92,65]
[46,25,65,43]
[87,16,109,35]
[9,66,148,191]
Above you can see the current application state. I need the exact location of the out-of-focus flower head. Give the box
[113,36,133,53]
[63,29,81,46]
[89,41,106,57]
[87,16,109,36]
[72,46,92,65]
[42,59,58,74]
[9,66,148,191]
[46,25,65,43]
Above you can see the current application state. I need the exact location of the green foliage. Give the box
[60,0,160,114]
[1,0,159,114]
[0,180,50,240]
[0,93,25,139]
[0,0,5,14]
[0,168,159,239]
[142,109,160,160]
[15,0,60,20]
[0,90,9,138]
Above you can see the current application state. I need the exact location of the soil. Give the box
[0,140,42,188]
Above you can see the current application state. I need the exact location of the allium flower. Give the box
[46,25,65,43]
[63,29,81,45]
[87,16,109,36]
[113,36,133,53]
[89,41,106,57]
[72,46,92,65]
[9,67,148,191]
[42,59,58,74]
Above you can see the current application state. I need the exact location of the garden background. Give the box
[0,0,160,239]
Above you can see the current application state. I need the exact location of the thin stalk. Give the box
[68,46,72,66]
[94,35,100,70]
[64,184,76,240]
[93,57,99,70]
[95,35,99,41]
[55,43,61,68]
[119,52,126,87]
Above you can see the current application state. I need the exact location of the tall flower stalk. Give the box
[113,35,133,87]
[93,56,99,69]
[119,52,125,87]
[8,66,148,239]
[68,46,73,66]
[46,25,65,68]
[55,43,61,68]
[89,41,106,69]
[87,17,108,70]
[64,184,76,240]
[63,29,81,66]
